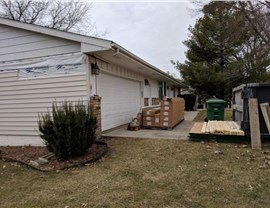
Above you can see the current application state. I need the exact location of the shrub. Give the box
[38,101,97,160]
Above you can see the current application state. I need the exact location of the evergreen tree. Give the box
[175,1,270,100]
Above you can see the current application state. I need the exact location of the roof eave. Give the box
[111,42,183,86]
[0,17,112,49]
[0,18,183,86]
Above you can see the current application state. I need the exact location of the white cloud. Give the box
[91,1,196,78]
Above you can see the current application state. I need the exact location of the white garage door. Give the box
[99,73,141,131]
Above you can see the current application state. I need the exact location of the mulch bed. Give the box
[0,141,107,171]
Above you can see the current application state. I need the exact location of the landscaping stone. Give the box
[37,157,48,165]
[42,152,55,160]
[0,141,107,171]
[29,160,39,167]
[214,150,223,154]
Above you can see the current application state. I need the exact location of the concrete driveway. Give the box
[103,111,198,140]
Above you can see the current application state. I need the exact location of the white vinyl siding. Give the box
[0,71,87,136]
[0,25,80,62]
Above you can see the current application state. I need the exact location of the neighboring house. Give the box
[0,18,183,145]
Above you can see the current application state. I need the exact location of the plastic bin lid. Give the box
[233,83,270,92]
[206,99,226,104]
[246,83,270,87]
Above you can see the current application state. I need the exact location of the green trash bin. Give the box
[206,99,226,121]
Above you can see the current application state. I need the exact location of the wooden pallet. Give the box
[142,119,184,130]
[128,126,140,131]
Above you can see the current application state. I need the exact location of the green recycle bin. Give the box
[206,99,226,121]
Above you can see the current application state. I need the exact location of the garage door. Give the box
[99,73,141,131]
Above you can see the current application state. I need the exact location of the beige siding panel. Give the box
[0,39,80,55]
[0,112,46,118]
[0,85,85,96]
[0,76,18,82]
[0,117,39,122]
[0,34,53,48]
[0,71,87,136]
[0,130,38,136]
[0,101,87,109]
[0,126,38,131]
[0,108,60,113]
[0,25,13,32]
[0,107,80,113]
[0,80,85,91]
[0,135,43,146]
[0,122,38,127]
[0,71,17,78]
[0,25,81,62]
[0,96,88,105]
[0,90,86,100]
[0,44,81,62]
[0,74,86,87]
[0,29,33,40]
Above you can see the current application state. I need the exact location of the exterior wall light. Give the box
[91,63,100,75]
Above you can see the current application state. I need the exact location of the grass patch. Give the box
[193,108,233,122]
[1,138,270,207]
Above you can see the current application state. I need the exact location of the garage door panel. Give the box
[99,73,141,131]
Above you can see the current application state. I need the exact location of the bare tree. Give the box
[0,0,105,36]
[0,0,48,23]
[190,1,270,46]
[46,0,91,32]
[237,1,270,46]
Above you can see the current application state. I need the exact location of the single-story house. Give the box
[0,17,184,145]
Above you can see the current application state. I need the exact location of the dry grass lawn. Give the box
[1,138,270,208]
[193,108,233,122]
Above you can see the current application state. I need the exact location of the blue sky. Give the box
[91,1,196,78]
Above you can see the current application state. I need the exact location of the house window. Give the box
[158,81,168,99]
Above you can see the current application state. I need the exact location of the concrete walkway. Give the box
[103,111,198,140]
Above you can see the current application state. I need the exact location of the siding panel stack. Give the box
[142,98,185,129]
[142,108,160,127]
[159,98,185,128]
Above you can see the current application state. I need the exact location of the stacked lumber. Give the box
[260,102,270,134]
[249,99,261,149]
[201,121,245,136]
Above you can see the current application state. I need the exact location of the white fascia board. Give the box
[111,42,183,86]
[0,18,112,49]
[81,43,111,53]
